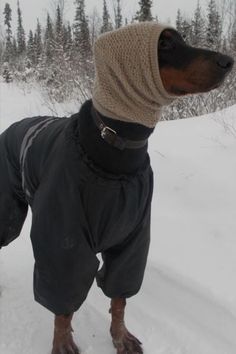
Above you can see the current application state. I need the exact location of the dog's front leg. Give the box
[110,298,143,354]
[51,313,80,354]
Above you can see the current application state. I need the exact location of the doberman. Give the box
[51,29,233,354]
[0,27,233,354]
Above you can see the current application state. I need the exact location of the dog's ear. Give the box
[158,29,186,68]
[159,29,186,53]
[159,32,174,51]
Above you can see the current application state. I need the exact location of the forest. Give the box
[0,0,235,119]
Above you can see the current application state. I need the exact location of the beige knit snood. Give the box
[92,21,177,128]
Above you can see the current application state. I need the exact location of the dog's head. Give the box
[158,29,234,96]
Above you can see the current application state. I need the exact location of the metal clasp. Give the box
[101,126,117,139]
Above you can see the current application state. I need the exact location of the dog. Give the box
[0,23,233,354]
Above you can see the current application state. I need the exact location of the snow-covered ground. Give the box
[0,82,236,353]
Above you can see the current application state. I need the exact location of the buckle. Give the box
[101,126,117,140]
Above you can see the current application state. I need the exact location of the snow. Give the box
[0,82,236,353]
[149,107,236,316]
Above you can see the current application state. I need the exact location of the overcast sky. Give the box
[0,0,208,34]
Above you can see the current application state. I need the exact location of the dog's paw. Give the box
[111,326,143,354]
[51,343,80,354]
[51,330,80,354]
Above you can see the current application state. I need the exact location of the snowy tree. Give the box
[206,0,222,50]
[35,19,43,64]
[2,61,13,82]
[176,9,183,34]
[45,13,54,41]
[89,8,102,47]
[44,13,54,63]
[12,37,17,56]
[175,9,192,44]
[55,5,63,44]
[135,0,153,22]
[73,0,91,59]
[115,0,123,29]
[63,23,73,52]
[17,0,26,54]
[27,30,36,65]
[100,0,113,33]
[191,0,205,47]
[175,10,192,44]
[182,19,192,44]
[3,3,13,62]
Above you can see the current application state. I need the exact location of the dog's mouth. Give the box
[171,79,223,96]
[171,87,189,96]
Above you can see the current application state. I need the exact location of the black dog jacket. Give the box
[0,100,153,315]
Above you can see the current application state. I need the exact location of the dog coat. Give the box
[0,100,153,315]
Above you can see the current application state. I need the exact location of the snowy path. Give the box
[1,217,236,354]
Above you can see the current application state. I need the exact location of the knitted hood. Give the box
[92,21,177,128]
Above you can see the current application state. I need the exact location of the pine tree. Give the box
[55,5,63,44]
[63,24,73,53]
[51,5,66,83]
[44,13,54,63]
[175,10,192,43]
[3,3,13,62]
[135,0,153,22]
[206,0,222,50]
[45,13,54,41]
[115,0,123,29]
[73,0,91,59]
[35,19,42,64]
[181,19,192,44]
[191,0,205,47]
[90,8,102,48]
[17,0,26,54]
[100,0,113,33]
[27,30,36,65]
[176,9,183,34]
[3,4,12,62]
[3,3,14,62]
[12,37,17,56]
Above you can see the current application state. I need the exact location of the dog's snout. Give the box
[216,54,234,71]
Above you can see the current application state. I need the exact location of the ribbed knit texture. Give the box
[92,21,177,128]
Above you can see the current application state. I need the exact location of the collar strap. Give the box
[91,106,148,150]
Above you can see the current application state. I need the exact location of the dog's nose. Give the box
[216,54,234,71]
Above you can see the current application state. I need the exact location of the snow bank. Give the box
[149,105,236,316]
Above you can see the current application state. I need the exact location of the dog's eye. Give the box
[159,39,174,50]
